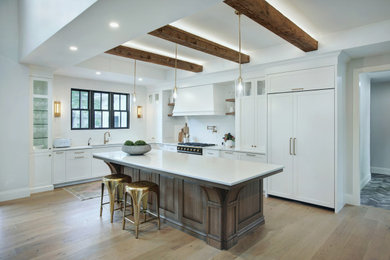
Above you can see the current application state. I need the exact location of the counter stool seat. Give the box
[100,174,132,223]
[122,181,160,238]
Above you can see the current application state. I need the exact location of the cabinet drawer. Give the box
[203,149,220,157]
[164,145,177,152]
[220,151,239,160]
[239,153,266,163]
[268,66,335,93]
[68,150,91,160]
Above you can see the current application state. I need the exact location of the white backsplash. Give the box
[186,116,235,145]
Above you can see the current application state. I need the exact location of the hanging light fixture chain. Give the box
[238,11,242,77]
[174,44,178,88]
[133,60,136,93]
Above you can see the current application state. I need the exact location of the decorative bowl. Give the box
[122,144,151,155]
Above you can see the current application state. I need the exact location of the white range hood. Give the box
[172,84,226,116]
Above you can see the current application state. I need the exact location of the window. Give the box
[92,92,110,129]
[71,89,90,129]
[112,93,129,128]
[71,89,130,130]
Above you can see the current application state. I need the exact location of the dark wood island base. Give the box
[106,162,277,250]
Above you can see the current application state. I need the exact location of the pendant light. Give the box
[173,44,178,99]
[132,59,137,103]
[236,11,243,95]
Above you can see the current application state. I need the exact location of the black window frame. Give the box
[70,88,130,130]
[91,91,111,130]
[111,92,130,129]
[71,89,91,130]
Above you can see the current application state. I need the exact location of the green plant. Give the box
[124,140,134,146]
[223,133,235,142]
[134,140,147,146]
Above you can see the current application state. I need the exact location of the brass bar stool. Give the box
[122,181,160,238]
[100,174,132,223]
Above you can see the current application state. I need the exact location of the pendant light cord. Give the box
[133,60,136,94]
[238,12,242,78]
[174,44,178,88]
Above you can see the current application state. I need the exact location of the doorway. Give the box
[357,69,390,210]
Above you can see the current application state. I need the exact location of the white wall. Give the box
[0,0,31,201]
[370,80,390,175]
[185,116,235,145]
[359,74,371,188]
[52,75,148,146]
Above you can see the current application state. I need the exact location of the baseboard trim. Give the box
[30,185,54,194]
[0,187,30,202]
[371,167,390,176]
[54,177,102,188]
[360,174,371,189]
[344,193,359,206]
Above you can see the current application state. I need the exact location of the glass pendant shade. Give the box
[133,93,136,102]
[173,86,178,99]
[236,77,243,95]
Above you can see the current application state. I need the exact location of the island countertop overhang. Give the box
[93,150,283,188]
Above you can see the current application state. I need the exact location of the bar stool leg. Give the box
[100,182,104,217]
[106,181,119,223]
[142,195,148,222]
[129,190,148,239]
[122,189,127,230]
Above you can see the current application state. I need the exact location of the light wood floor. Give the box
[1,188,390,260]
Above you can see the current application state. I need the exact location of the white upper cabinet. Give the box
[268,66,335,93]
[238,78,267,152]
[31,77,52,152]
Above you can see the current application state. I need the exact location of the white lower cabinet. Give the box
[91,147,121,177]
[220,151,239,160]
[66,150,92,181]
[203,149,220,157]
[52,151,66,184]
[163,145,177,152]
[239,153,266,163]
[268,89,335,208]
[30,152,53,193]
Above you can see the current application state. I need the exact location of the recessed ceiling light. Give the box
[96,71,101,75]
[69,46,78,51]
[138,78,143,81]
[109,22,119,28]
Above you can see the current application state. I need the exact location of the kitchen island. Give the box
[93,150,283,249]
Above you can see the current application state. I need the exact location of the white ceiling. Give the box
[52,0,390,86]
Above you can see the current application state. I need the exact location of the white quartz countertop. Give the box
[93,150,283,187]
[53,143,122,151]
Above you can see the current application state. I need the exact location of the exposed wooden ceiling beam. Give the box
[105,45,203,73]
[224,0,318,52]
[149,25,250,64]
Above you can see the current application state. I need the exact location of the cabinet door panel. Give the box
[32,152,52,187]
[267,93,294,198]
[66,151,92,181]
[294,90,335,207]
[239,96,255,150]
[52,151,66,184]
[255,95,267,152]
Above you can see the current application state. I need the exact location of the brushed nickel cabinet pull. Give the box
[225,151,233,154]
[74,151,84,154]
[293,138,297,155]
[246,153,256,157]
[56,151,64,155]
[289,138,292,155]
[74,156,85,159]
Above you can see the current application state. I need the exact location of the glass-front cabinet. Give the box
[31,78,52,151]
[237,78,267,152]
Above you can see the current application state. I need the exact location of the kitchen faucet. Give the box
[88,137,92,146]
[104,131,111,144]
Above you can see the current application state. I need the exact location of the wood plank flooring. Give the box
[1,187,390,260]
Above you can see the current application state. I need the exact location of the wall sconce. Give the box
[54,101,61,117]
[137,106,142,118]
